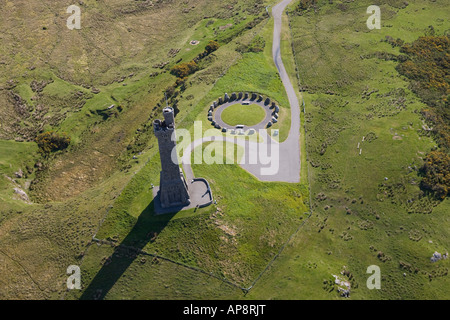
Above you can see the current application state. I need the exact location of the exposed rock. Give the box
[14,169,23,178]
[431,251,443,263]
[13,188,30,203]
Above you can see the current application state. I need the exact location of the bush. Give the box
[395,35,450,200]
[170,60,198,78]
[35,131,71,154]
[296,0,318,12]
[420,151,450,199]
[204,40,219,54]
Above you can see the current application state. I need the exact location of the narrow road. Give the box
[182,0,300,183]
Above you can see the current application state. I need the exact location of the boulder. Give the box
[13,188,30,202]
[14,169,23,179]
[431,252,443,263]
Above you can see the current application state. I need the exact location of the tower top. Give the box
[163,107,174,127]
[153,107,175,133]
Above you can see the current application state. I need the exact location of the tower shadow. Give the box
[79,200,179,300]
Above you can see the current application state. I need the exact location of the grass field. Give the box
[67,139,308,299]
[0,0,290,300]
[220,103,267,126]
[0,0,448,301]
[244,0,450,300]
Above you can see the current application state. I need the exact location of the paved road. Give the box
[269,0,300,183]
[182,0,300,183]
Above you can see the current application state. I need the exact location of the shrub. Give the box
[204,40,219,54]
[420,151,450,199]
[296,0,318,12]
[170,60,199,78]
[395,35,450,199]
[35,131,71,154]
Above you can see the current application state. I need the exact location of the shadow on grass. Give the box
[80,199,179,300]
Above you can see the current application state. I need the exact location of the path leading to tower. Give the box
[269,0,300,182]
[182,0,300,183]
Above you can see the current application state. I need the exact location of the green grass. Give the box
[220,103,267,126]
[0,139,38,209]
[3,0,448,301]
[0,0,282,300]
[71,135,308,299]
[243,0,450,300]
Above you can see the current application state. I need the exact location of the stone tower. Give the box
[153,107,190,208]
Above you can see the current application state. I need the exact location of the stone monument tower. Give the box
[153,107,190,208]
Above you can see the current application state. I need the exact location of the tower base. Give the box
[152,178,213,215]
